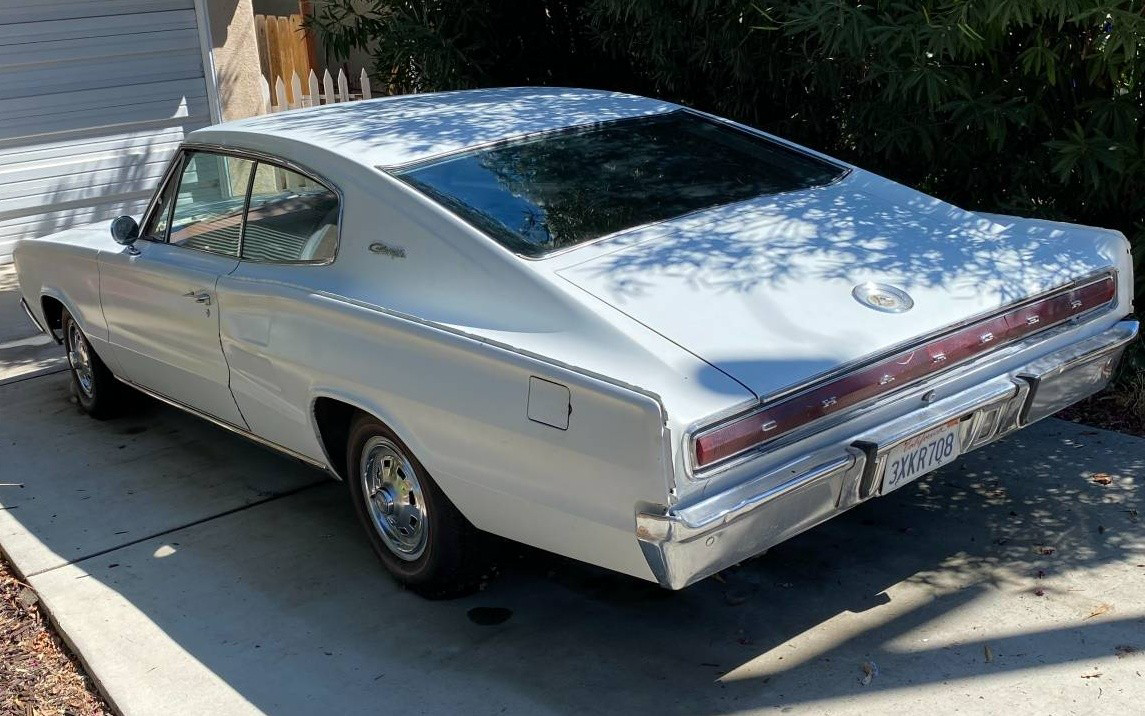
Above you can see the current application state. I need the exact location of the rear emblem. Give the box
[852,283,914,313]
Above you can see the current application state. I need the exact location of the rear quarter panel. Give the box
[221,287,670,580]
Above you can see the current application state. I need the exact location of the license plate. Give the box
[881,420,961,494]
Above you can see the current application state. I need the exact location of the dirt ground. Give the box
[0,555,109,716]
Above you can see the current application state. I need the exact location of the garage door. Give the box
[0,0,215,259]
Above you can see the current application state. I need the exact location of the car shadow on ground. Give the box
[2,373,1143,714]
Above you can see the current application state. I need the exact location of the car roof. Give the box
[188,87,677,169]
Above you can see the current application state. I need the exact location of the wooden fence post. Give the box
[290,72,303,108]
[337,68,350,103]
[274,76,288,112]
[360,68,371,99]
[322,69,335,105]
[308,69,320,107]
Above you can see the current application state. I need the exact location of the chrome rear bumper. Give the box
[637,318,1138,590]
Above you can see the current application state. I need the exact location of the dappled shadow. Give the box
[569,184,1103,305]
[2,369,1142,713]
[216,87,674,167]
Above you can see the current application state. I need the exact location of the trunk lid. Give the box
[557,175,1120,399]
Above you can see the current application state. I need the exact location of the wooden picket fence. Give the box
[260,67,372,113]
[254,13,312,103]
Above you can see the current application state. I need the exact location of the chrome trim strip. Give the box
[137,151,185,242]
[684,269,1118,478]
[115,375,338,478]
[19,297,48,337]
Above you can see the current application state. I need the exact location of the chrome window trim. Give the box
[683,268,1121,479]
[138,150,186,243]
[181,141,344,267]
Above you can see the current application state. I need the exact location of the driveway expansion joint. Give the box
[24,480,331,578]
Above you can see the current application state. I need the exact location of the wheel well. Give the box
[40,296,64,341]
[313,398,360,480]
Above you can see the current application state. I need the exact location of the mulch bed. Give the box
[0,556,110,716]
[1057,387,1145,439]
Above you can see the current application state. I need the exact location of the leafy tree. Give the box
[310,1,1144,397]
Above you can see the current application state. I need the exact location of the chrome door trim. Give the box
[115,375,338,479]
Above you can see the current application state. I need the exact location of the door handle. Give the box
[183,290,212,306]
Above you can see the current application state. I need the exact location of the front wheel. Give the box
[62,309,122,419]
[346,414,489,598]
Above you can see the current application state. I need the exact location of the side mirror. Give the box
[110,215,139,245]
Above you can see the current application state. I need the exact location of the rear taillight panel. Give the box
[691,274,1116,472]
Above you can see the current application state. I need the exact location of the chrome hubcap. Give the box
[360,436,427,561]
[67,322,94,398]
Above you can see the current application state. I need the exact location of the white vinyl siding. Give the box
[0,0,214,259]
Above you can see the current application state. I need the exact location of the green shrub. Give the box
[310,0,1144,307]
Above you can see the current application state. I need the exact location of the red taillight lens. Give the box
[692,275,1116,470]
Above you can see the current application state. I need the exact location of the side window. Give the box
[140,155,182,241]
[241,162,339,263]
[167,151,255,257]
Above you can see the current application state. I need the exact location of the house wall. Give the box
[0,0,216,259]
[206,0,266,120]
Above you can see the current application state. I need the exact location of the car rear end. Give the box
[636,263,1135,589]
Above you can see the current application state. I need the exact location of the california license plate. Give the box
[882,420,961,494]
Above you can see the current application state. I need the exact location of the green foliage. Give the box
[310,0,1145,305]
[306,1,611,93]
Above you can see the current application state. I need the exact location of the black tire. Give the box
[346,413,489,598]
[62,309,122,419]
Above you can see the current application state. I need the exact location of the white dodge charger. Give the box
[13,88,1137,596]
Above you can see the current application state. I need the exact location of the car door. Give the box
[216,159,342,457]
[100,149,254,427]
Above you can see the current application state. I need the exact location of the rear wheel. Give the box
[346,414,489,598]
[62,309,122,419]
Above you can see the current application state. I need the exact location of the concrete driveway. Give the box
[1,264,1143,714]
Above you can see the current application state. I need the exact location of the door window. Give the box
[167,152,255,257]
[241,162,339,263]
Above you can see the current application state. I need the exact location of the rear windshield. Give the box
[392,110,846,257]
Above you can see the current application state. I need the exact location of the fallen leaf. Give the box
[860,661,879,686]
[1091,473,1113,486]
[1034,587,1046,596]
[1115,645,1138,659]
[724,587,751,606]
[1086,604,1112,619]
[15,587,37,610]
[984,645,994,663]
